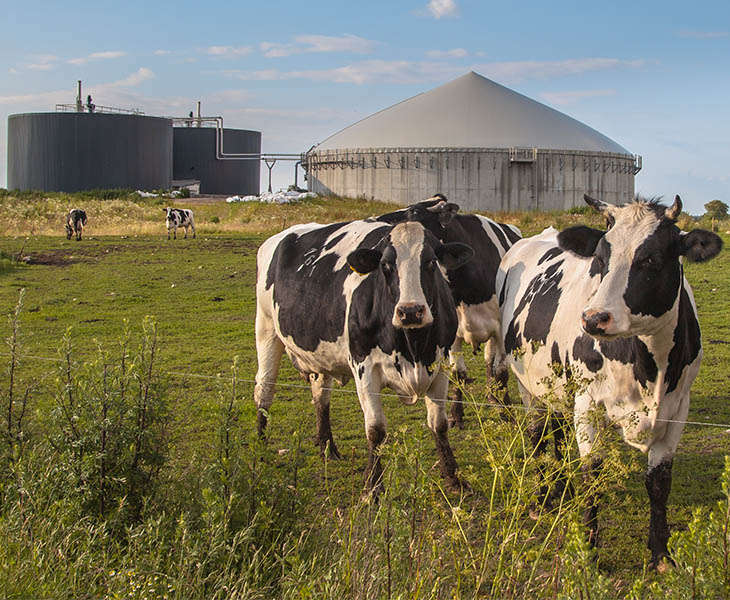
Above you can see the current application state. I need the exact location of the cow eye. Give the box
[426,259,437,273]
[642,256,660,269]
[381,262,394,275]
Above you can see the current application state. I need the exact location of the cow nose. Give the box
[396,303,426,326]
[581,309,614,335]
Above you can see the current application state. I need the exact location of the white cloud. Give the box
[540,89,615,105]
[425,48,468,59]
[68,51,127,65]
[261,34,378,58]
[477,58,646,84]
[679,30,728,39]
[207,45,253,57]
[154,50,173,55]
[224,57,645,86]
[24,54,59,71]
[105,67,154,87]
[426,0,458,18]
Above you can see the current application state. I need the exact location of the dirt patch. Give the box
[23,250,76,266]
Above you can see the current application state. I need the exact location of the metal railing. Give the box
[55,104,144,115]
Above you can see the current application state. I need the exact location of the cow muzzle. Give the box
[581,309,614,336]
[394,303,431,328]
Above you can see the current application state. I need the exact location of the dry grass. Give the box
[0,190,610,239]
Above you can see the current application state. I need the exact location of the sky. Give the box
[1,0,728,215]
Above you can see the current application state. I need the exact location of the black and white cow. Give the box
[164,207,195,240]
[65,208,87,241]
[378,194,522,427]
[497,194,722,567]
[255,219,473,492]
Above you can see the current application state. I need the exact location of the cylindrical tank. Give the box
[173,127,261,195]
[7,112,172,192]
[306,148,639,211]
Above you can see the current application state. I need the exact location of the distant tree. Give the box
[704,200,728,232]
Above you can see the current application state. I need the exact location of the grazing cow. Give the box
[65,208,87,241]
[378,194,522,427]
[255,219,473,492]
[497,194,722,568]
[164,207,195,239]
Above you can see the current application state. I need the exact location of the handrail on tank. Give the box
[55,103,144,115]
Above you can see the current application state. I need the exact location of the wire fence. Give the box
[4,351,730,432]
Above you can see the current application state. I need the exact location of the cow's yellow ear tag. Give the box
[349,265,367,276]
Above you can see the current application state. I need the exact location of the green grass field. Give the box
[2,193,730,598]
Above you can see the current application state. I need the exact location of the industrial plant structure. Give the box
[303,72,641,211]
[7,85,263,195]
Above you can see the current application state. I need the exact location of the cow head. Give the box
[377,194,460,238]
[557,194,722,339]
[347,222,473,328]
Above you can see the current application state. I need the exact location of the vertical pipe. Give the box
[196,101,201,127]
[76,81,83,113]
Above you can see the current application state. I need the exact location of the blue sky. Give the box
[2,0,728,214]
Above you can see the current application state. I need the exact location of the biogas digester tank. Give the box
[7,112,172,192]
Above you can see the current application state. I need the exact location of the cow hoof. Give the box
[318,440,343,460]
[448,415,464,430]
[446,477,471,495]
[651,553,675,573]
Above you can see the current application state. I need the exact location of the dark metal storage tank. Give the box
[173,127,261,195]
[7,112,172,192]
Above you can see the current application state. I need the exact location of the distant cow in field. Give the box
[497,194,722,568]
[65,209,87,241]
[255,219,473,493]
[378,194,522,427]
[164,207,195,240]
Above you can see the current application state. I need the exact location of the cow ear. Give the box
[347,248,382,275]
[437,242,474,270]
[680,229,723,262]
[558,225,604,257]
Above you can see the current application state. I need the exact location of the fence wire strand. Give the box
[4,351,730,431]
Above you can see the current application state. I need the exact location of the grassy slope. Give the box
[1,194,729,587]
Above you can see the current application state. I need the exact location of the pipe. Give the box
[76,81,83,113]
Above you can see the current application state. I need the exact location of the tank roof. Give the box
[315,71,631,155]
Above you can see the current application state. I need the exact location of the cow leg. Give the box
[184,226,188,239]
[581,456,604,548]
[310,373,341,459]
[426,372,466,493]
[527,409,553,517]
[646,414,685,570]
[355,372,387,495]
[448,337,467,429]
[191,221,196,238]
[167,228,171,240]
[548,414,573,504]
[254,309,285,438]
[575,394,603,547]
[486,337,512,419]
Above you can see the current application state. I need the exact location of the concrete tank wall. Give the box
[306,148,638,211]
[173,127,261,195]
[7,112,172,192]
